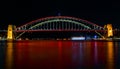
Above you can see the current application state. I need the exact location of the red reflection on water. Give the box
[5,40,115,69]
[14,40,73,69]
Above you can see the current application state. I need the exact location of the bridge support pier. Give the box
[104,24,113,38]
[7,25,16,40]
[107,24,113,37]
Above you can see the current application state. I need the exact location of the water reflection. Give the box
[72,41,84,67]
[94,41,98,66]
[71,41,95,68]
[0,41,6,69]
[2,40,119,69]
[71,41,115,69]
[58,41,63,69]
[107,41,114,69]
[5,41,13,69]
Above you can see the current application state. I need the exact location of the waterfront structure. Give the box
[107,24,113,37]
[7,25,13,40]
[6,16,114,40]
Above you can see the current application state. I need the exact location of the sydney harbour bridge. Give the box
[5,16,115,40]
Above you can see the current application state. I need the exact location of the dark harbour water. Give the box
[0,40,120,69]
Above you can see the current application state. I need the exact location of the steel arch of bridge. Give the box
[15,16,105,39]
[16,16,104,31]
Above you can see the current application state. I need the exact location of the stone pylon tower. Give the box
[106,24,113,37]
[7,25,15,40]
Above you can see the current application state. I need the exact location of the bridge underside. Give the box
[16,31,104,40]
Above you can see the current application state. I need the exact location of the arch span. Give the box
[15,16,105,39]
[16,16,104,30]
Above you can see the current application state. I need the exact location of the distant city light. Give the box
[94,35,97,38]
[71,37,85,40]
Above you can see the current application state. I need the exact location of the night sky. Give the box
[0,0,120,29]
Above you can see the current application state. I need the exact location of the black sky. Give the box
[0,0,120,29]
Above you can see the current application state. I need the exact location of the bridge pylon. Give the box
[7,25,16,40]
[104,24,113,37]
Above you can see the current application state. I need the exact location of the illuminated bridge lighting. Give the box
[0,16,117,40]
[13,16,106,39]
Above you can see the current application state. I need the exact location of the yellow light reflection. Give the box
[5,41,13,69]
[107,42,114,69]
